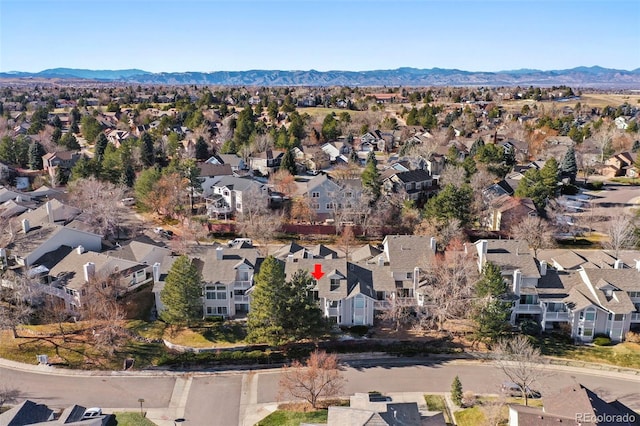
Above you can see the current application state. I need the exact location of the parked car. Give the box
[227,238,252,247]
[501,382,541,399]
[82,407,102,419]
[160,230,174,239]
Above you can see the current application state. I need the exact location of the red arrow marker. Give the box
[311,264,325,280]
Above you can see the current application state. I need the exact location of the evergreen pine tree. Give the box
[560,146,578,182]
[95,133,108,164]
[361,152,381,199]
[280,149,297,176]
[140,132,155,167]
[195,136,209,160]
[160,255,202,326]
[247,256,287,345]
[451,376,463,406]
[280,270,328,342]
[28,141,45,170]
[476,262,506,298]
[472,299,512,343]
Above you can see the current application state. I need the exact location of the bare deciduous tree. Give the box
[438,165,467,188]
[81,274,128,356]
[336,225,356,261]
[378,295,417,332]
[603,212,638,259]
[492,335,545,406]
[279,350,345,409]
[511,216,555,257]
[418,248,477,331]
[68,177,126,238]
[236,186,282,253]
[0,271,36,338]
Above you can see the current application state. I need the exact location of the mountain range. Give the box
[1,66,640,87]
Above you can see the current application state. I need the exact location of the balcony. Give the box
[544,311,569,321]
[234,295,250,303]
[513,302,543,313]
[234,280,252,290]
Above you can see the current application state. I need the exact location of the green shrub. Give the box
[588,181,604,190]
[593,335,612,346]
[519,319,542,336]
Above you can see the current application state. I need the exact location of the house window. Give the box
[628,291,640,298]
[326,203,335,209]
[238,270,250,281]
[311,192,320,198]
[354,296,365,308]
[311,203,320,210]
[519,295,537,305]
[584,309,595,321]
[236,202,242,209]
[345,192,353,198]
[330,279,340,291]
[406,272,413,280]
[328,300,339,308]
[216,307,228,315]
[583,328,593,337]
[613,314,624,321]
[206,285,227,300]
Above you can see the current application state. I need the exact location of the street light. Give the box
[138,398,145,416]
[174,418,185,426]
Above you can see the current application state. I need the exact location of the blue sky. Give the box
[1,0,638,73]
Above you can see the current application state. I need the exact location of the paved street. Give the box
[256,361,640,410]
[0,368,176,409]
[2,359,639,425]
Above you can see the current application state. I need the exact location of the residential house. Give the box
[0,399,112,425]
[602,152,637,178]
[35,245,153,312]
[293,174,362,222]
[104,129,131,148]
[198,163,233,197]
[193,245,261,317]
[320,142,349,164]
[508,384,638,426]
[381,169,434,202]
[327,393,444,426]
[205,175,267,217]
[486,195,537,233]
[42,151,81,174]
[477,239,640,342]
[249,149,284,176]
[205,154,246,172]
[284,256,377,326]
[0,187,32,204]
[3,220,101,268]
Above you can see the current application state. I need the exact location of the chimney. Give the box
[152,262,161,282]
[45,201,54,223]
[614,259,623,269]
[83,262,95,282]
[513,269,522,294]
[539,260,547,276]
[0,248,7,269]
[429,237,437,253]
[476,240,488,267]
[76,245,85,255]
[378,256,384,267]
[15,195,22,203]
[635,259,640,272]
[21,218,30,234]
[216,246,224,260]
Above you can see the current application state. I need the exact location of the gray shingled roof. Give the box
[0,400,53,425]
[382,235,435,272]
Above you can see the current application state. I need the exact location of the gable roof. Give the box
[0,400,53,425]
[382,235,435,272]
[542,384,637,425]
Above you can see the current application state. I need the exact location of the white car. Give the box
[82,407,102,419]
